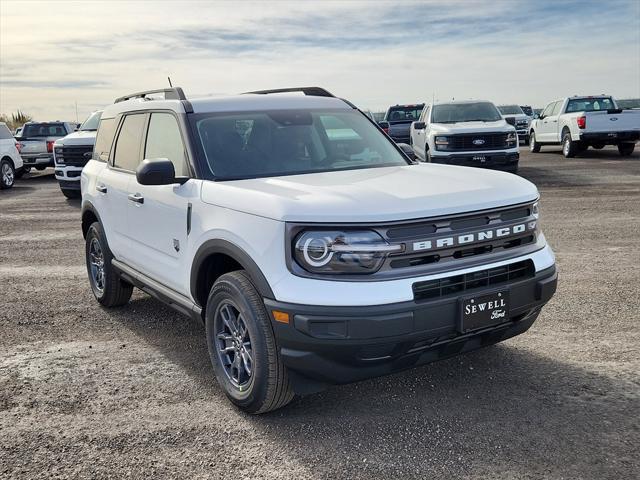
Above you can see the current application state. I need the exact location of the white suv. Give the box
[81,87,557,413]
[0,122,23,189]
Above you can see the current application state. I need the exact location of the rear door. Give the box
[96,113,147,262]
[126,111,198,294]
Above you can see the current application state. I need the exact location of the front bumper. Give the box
[21,154,53,167]
[579,131,640,144]
[431,151,519,169]
[266,264,557,392]
[54,167,83,181]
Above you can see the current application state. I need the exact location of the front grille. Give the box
[379,203,538,273]
[444,132,509,151]
[61,145,93,166]
[412,260,534,301]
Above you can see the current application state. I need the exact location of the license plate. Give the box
[472,155,487,162]
[460,290,509,333]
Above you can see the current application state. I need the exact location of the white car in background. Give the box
[410,100,520,173]
[54,111,102,198]
[0,122,23,189]
[498,105,531,145]
[529,95,640,157]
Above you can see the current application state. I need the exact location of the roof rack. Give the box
[115,87,187,103]
[243,86,335,98]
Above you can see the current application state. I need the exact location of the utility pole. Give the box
[75,101,78,123]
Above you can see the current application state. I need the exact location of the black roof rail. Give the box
[115,87,187,103]
[243,86,335,98]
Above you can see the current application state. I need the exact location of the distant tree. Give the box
[0,110,33,131]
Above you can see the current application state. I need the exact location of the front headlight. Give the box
[293,230,402,274]
[54,146,64,164]
[532,201,539,218]
[506,131,517,147]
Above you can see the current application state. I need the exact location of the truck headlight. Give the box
[293,230,402,274]
[435,136,449,151]
[532,201,539,218]
[54,147,64,164]
[506,131,517,147]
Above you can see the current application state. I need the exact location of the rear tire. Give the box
[85,221,133,307]
[0,159,15,189]
[562,130,578,158]
[35,165,47,171]
[618,143,635,156]
[592,143,605,150]
[529,132,541,152]
[206,270,294,414]
[61,188,80,199]
[14,168,26,179]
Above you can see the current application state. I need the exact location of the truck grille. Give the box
[61,145,93,167]
[412,260,534,301]
[444,132,509,151]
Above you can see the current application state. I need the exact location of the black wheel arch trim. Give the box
[191,239,275,306]
[81,200,104,238]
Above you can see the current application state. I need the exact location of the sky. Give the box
[1,0,639,121]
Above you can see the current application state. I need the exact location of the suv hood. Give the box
[56,130,97,146]
[430,120,512,134]
[201,164,538,223]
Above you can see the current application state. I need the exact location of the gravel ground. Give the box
[1,147,639,479]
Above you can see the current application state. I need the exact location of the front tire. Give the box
[618,143,635,156]
[0,159,15,189]
[85,221,133,307]
[529,132,541,152]
[562,131,578,158]
[206,271,294,414]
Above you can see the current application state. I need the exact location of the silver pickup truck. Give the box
[16,122,76,171]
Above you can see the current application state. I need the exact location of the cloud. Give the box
[1,0,638,120]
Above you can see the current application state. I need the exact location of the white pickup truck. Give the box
[529,96,640,157]
[409,100,520,173]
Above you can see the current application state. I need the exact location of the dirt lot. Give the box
[1,147,639,479]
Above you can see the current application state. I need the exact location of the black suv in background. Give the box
[379,104,425,144]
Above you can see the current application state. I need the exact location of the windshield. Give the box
[385,105,424,122]
[191,109,409,180]
[80,111,102,131]
[520,106,533,116]
[498,105,524,115]
[566,97,616,113]
[432,102,502,123]
[21,123,67,138]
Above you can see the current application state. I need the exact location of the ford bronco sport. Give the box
[81,87,557,414]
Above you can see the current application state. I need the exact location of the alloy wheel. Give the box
[1,163,14,186]
[215,302,253,389]
[89,237,105,293]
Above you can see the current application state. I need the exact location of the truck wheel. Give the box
[206,271,294,414]
[592,143,605,150]
[0,159,15,189]
[618,143,635,156]
[529,132,541,153]
[35,165,47,171]
[85,221,133,307]
[61,188,80,199]
[562,131,578,158]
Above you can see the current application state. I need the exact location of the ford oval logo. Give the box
[472,139,485,145]
[610,117,618,121]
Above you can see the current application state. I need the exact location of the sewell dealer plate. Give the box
[459,289,510,333]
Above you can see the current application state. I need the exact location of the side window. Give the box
[541,102,554,118]
[551,101,563,116]
[112,114,146,171]
[0,124,13,140]
[94,118,117,162]
[144,113,189,177]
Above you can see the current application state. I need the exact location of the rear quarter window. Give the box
[93,118,117,162]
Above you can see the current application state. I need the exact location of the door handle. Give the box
[551,120,557,123]
[128,193,144,204]
[96,184,107,193]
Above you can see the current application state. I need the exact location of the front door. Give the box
[126,112,198,295]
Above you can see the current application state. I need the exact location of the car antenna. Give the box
[168,76,173,87]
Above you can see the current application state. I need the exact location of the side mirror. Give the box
[413,121,426,130]
[136,158,186,185]
[396,143,417,161]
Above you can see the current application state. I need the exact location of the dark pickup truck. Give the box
[379,104,425,144]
